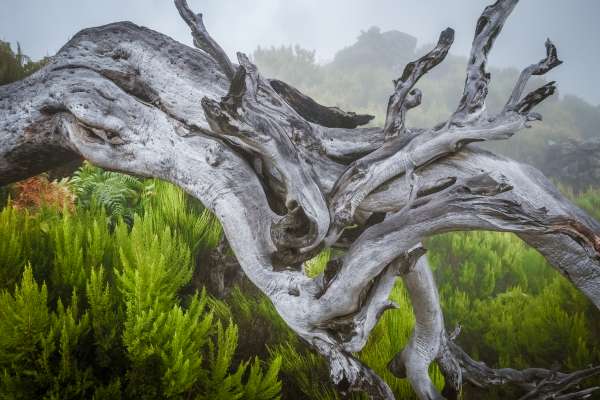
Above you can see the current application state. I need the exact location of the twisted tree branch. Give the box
[505,38,563,110]
[450,0,518,126]
[174,0,236,80]
[383,28,454,139]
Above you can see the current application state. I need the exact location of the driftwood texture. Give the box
[1,0,599,398]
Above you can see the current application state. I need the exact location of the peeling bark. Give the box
[1,1,599,399]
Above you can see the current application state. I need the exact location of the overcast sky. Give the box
[2,0,599,105]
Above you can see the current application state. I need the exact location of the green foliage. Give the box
[575,187,600,222]
[240,355,282,400]
[196,321,251,400]
[269,343,341,400]
[48,208,114,300]
[303,249,332,278]
[253,45,321,91]
[427,230,600,398]
[1,144,599,399]
[70,163,222,251]
[2,24,599,400]
[0,41,47,85]
[0,265,51,377]
[467,281,593,370]
[0,174,281,399]
[143,180,222,252]
[86,267,119,367]
[0,205,34,288]
[224,286,299,364]
[0,265,93,399]
[70,161,154,226]
[266,282,443,400]
[116,214,192,311]
[428,231,555,299]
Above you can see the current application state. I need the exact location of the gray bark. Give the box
[1,0,599,398]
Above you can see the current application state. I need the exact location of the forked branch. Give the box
[383,28,454,139]
[505,39,563,110]
[450,0,518,125]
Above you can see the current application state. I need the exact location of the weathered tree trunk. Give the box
[1,1,599,398]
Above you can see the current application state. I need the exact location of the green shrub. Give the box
[70,162,154,226]
[427,230,600,398]
[143,180,222,253]
[0,41,48,85]
[0,180,281,399]
[575,187,600,222]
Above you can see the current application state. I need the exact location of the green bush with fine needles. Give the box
[0,178,281,400]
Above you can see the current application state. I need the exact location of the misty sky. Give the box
[2,0,600,105]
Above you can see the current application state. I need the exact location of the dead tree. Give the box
[1,1,599,398]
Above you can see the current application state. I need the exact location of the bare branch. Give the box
[505,39,563,110]
[441,335,600,400]
[313,338,395,400]
[388,257,446,400]
[388,252,600,400]
[269,79,374,128]
[384,28,454,139]
[327,111,533,240]
[359,147,600,309]
[450,0,519,126]
[174,0,236,80]
[323,246,426,353]
[511,81,557,114]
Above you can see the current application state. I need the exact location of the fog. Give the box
[1,0,599,104]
